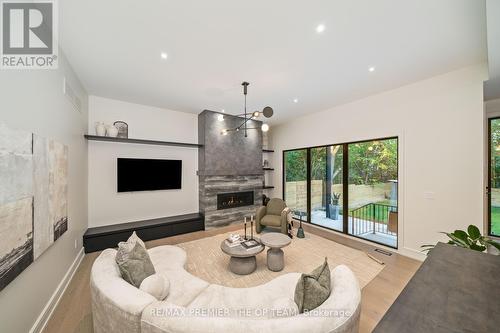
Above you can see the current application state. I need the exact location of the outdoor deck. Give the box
[310,210,397,248]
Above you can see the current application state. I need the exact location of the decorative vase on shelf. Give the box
[95,122,106,136]
[113,121,128,138]
[106,124,118,137]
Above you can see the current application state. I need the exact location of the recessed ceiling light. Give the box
[368,66,375,72]
[293,98,299,103]
[261,124,270,132]
[221,109,225,113]
[316,24,326,33]
[160,52,168,60]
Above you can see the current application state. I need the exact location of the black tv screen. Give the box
[117,158,182,192]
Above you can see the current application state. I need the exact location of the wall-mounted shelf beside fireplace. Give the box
[84,135,203,148]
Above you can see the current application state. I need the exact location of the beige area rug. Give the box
[177,231,384,288]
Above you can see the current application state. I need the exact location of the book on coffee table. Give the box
[224,234,244,247]
[224,239,243,248]
[240,239,261,249]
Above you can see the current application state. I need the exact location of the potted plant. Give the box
[421,225,500,255]
[328,193,341,220]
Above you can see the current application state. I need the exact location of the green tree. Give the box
[491,119,500,187]
[348,139,397,185]
[285,149,307,182]
[311,146,342,182]
[285,138,397,185]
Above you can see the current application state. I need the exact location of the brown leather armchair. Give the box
[255,198,288,234]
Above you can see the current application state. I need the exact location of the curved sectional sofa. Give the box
[91,245,361,333]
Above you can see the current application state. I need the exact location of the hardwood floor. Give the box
[42,223,420,333]
[301,224,421,332]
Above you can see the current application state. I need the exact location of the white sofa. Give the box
[91,245,361,333]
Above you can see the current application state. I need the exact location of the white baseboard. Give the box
[29,247,85,333]
[399,246,427,262]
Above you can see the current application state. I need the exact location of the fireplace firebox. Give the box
[217,191,254,210]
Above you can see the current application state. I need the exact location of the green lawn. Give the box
[491,207,500,236]
[349,200,396,224]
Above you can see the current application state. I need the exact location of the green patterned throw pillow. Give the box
[294,257,331,313]
[115,241,155,288]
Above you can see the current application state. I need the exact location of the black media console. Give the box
[83,213,204,253]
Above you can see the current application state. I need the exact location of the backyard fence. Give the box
[285,180,393,210]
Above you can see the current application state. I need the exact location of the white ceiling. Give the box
[60,0,487,124]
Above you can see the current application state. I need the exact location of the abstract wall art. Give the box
[0,123,68,292]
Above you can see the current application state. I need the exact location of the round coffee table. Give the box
[260,233,292,272]
[220,239,264,275]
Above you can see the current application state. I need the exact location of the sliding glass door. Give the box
[488,118,500,237]
[284,149,308,221]
[310,145,344,232]
[347,139,398,247]
[283,137,398,248]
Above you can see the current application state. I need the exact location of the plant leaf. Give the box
[485,239,500,251]
[453,230,470,244]
[469,243,486,252]
[420,244,434,253]
[467,225,481,240]
[443,232,469,248]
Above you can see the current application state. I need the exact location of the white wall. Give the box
[485,98,500,116]
[0,52,88,332]
[269,65,487,260]
[88,96,198,227]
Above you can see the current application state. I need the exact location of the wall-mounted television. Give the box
[117,158,182,192]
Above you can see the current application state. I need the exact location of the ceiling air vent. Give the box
[63,78,82,113]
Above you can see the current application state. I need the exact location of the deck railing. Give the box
[351,203,397,236]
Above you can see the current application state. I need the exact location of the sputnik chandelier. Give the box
[220,81,273,137]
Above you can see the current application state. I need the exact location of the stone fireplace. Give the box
[198,110,263,229]
[199,175,263,228]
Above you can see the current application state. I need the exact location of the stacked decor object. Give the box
[94,121,128,138]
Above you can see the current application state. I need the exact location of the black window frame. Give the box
[282,136,399,249]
